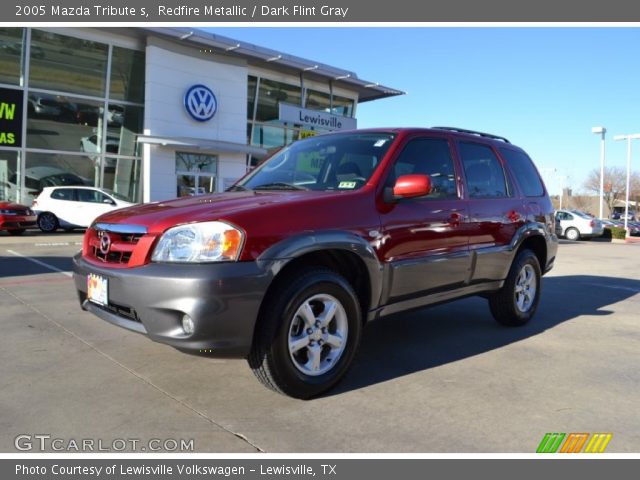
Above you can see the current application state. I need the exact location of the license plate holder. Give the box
[87,273,108,306]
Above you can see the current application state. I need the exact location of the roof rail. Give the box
[432,126,511,144]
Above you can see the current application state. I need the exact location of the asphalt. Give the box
[1,230,639,453]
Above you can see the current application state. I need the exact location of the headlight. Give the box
[151,221,244,263]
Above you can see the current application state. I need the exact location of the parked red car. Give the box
[0,201,36,235]
[73,127,558,398]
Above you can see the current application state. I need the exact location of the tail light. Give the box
[589,219,595,227]
[32,199,38,208]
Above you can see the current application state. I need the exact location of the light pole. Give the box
[613,133,640,231]
[591,127,606,219]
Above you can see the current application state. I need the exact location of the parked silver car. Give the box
[555,209,604,240]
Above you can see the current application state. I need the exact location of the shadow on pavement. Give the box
[0,256,73,278]
[330,274,640,396]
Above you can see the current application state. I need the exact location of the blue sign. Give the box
[184,84,217,122]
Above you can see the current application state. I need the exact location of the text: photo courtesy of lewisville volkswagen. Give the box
[73,128,558,399]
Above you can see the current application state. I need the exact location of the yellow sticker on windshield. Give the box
[338,181,357,189]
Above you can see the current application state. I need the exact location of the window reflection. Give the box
[29,30,108,97]
[23,153,94,203]
[0,28,24,86]
[27,92,103,152]
[110,47,145,103]
[256,79,302,122]
[102,157,141,203]
[106,103,143,156]
[0,150,19,202]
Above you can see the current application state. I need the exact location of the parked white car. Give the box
[32,186,136,233]
[555,209,604,241]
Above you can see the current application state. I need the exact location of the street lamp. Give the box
[591,127,606,219]
[613,133,640,231]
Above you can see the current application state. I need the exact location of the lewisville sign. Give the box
[279,103,357,131]
[0,87,23,146]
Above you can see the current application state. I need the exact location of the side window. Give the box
[76,189,104,203]
[50,188,76,201]
[386,138,458,199]
[499,148,544,197]
[459,142,508,198]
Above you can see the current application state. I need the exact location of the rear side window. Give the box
[500,148,544,197]
[77,189,108,203]
[50,188,76,201]
[459,143,509,198]
[386,137,458,199]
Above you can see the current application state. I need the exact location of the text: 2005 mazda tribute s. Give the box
[73,127,558,399]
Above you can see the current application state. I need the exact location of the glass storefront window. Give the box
[0,28,24,86]
[24,152,95,203]
[27,92,103,153]
[256,78,302,122]
[110,47,145,104]
[331,95,354,117]
[306,89,331,112]
[251,124,300,150]
[176,152,217,197]
[29,30,108,97]
[247,76,257,120]
[176,152,218,174]
[0,150,19,202]
[106,103,143,156]
[102,157,141,203]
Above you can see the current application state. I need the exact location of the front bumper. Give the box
[0,215,36,230]
[72,254,272,357]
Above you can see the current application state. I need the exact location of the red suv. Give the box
[73,127,558,398]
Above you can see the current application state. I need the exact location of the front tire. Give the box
[248,268,362,399]
[488,249,541,326]
[37,212,59,233]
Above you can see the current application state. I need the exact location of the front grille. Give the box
[95,301,141,323]
[86,226,145,266]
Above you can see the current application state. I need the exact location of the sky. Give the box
[206,27,640,195]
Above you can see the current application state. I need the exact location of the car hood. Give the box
[95,190,337,234]
[0,201,31,210]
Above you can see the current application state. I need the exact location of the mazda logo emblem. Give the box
[99,232,111,255]
[184,84,217,122]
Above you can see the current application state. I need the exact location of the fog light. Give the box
[182,314,194,335]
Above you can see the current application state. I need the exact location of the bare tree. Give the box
[583,166,640,213]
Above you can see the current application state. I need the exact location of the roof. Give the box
[142,27,405,103]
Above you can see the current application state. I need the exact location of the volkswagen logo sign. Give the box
[184,84,217,122]
[99,232,112,255]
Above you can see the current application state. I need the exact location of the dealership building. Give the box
[0,27,402,205]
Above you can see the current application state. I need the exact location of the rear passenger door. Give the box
[378,136,471,302]
[48,187,78,226]
[457,141,526,283]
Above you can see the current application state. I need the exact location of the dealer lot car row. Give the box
[72,127,558,398]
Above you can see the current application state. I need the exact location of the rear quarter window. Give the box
[499,148,544,197]
[50,188,76,201]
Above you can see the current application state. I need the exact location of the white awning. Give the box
[137,135,268,156]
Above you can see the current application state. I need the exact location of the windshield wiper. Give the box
[253,182,308,191]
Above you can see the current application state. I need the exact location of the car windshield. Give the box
[571,210,592,219]
[236,132,396,192]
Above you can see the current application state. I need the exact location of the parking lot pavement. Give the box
[1,234,639,453]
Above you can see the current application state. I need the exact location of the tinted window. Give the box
[459,143,508,198]
[500,148,544,197]
[386,138,457,198]
[51,188,76,201]
[0,28,24,86]
[77,189,108,203]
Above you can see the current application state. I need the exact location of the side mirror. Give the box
[389,174,431,201]
[103,198,116,205]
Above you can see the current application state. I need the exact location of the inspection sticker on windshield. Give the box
[87,274,108,306]
[338,181,357,189]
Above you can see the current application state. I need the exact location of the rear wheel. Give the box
[37,212,59,233]
[565,227,580,241]
[488,249,541,326]
[248,268,362,399]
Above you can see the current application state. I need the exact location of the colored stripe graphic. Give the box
[536,433,566,453]
[584,433,613,453]
[560,433,589,453]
